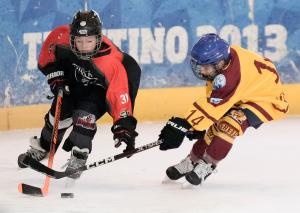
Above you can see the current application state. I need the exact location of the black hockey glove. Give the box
[111,116,138,157]
[159,117,192,151]
[186,130,206,141]
[47,70,70,95]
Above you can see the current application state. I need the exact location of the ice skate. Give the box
[65,146,89,179]
[185,159,216,185]
[17,136,48,168]
[165,156,195,181]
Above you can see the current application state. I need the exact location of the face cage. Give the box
[190,58,218,81]
[70,35,102,60]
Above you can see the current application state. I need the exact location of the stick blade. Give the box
[25,155,68,179]
[18,183,46,197]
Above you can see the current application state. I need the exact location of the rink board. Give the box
[0,84,299,130]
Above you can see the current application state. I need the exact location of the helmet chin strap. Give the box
[207,60,228,81]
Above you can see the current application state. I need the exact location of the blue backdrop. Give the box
[1,0,300,106]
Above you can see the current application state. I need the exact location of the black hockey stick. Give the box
[25,140,162,179]
[18,89,63,196]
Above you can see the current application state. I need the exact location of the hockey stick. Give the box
[25,140,162,179]
[18,89,63,196]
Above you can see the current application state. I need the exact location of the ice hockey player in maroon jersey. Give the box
[18,10,141,179]
[158,34,288,186]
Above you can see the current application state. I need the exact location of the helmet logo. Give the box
[78,29,88,35]
[80,21,86,26]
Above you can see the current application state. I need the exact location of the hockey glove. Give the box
[159,117,192,151]
[111,116,138,157]
[186,130,206,141]
[47,70,70,95]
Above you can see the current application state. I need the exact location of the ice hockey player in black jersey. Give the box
[18,9,141,179]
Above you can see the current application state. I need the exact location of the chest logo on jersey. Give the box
[210,97,223,104]
[72,63,99,86]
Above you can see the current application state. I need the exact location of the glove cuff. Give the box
[168,117,192,133]
[111,116,137,133]
[46,70,64,83]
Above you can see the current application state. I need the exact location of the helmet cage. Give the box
[70,34,102,60]
[190,57,218,81]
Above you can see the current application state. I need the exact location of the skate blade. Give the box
[181,181,197,189]
[162,176,177,184]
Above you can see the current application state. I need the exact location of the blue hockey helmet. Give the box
[190,33,230,80]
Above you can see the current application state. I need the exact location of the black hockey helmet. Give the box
[70,10,102,60]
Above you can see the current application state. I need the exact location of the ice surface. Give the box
[0,117,300,213]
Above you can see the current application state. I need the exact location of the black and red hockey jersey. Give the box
[38,25,134,122]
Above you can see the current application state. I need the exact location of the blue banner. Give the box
[1,0,300,106]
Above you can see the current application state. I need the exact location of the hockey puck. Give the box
[61,193,74,198]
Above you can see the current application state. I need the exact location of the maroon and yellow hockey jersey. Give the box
[185,45,289,131]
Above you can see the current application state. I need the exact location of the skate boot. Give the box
[18,136,48,168]
[65,146,89,179]
[165,156,195,180]
[185,159,216,185]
